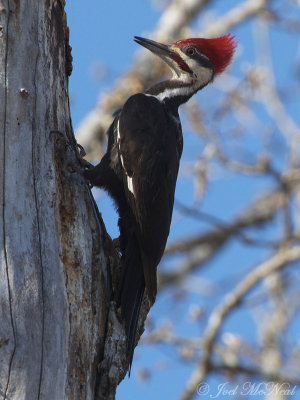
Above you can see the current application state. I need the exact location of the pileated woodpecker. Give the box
[84,34,237,372]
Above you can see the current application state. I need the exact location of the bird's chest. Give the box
[164,110,183,161]
[172,113,183,152]
[142,112,182,186]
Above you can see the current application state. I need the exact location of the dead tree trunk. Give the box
[0,1,129,399]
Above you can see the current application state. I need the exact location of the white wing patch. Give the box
[127,176,134,196]
[117,119,135,197]
[117,120,125,168]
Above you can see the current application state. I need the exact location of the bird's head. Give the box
[134,34,237,89]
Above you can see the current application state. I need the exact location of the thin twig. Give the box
[210,362,300,386]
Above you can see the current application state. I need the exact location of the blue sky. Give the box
[66,1,300,399]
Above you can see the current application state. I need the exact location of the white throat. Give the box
[147,67,213,103]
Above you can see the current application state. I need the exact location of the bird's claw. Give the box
[75,143,94,171]
[76,143,86,158]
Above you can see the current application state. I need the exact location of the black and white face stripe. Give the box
[181,45,215,71]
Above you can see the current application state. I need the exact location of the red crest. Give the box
[173,34,237,74]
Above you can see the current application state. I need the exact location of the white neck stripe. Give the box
[146,84,196,102]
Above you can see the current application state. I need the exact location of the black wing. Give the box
[118,93,182,303]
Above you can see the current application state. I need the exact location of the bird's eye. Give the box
[186,47,196,56]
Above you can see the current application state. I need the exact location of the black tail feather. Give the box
[117,228,145,374]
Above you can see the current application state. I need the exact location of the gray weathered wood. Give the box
[0,1,130,398]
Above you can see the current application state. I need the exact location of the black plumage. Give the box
[84,35,236,372]
[85,93,183,370]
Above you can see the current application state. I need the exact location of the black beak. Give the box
[134,36,173,57]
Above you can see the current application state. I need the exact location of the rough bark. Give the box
[0,1,128,399]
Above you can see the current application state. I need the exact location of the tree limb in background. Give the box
[210,362,300,386]
[177,245,300,400]
[159,188,286,290]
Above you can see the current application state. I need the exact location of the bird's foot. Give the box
[76,143,94,170]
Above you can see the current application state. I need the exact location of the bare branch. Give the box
[159,189,286,289]
[177,245,300,400]
[210,362,300,386]
[199,0,271,37]
[253,18,300,168]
